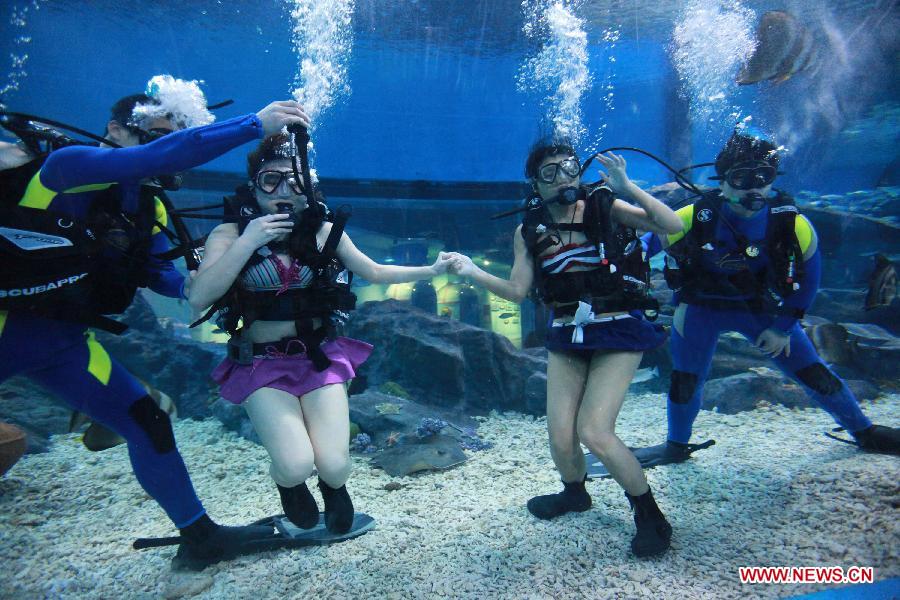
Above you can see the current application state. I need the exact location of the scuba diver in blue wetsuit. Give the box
[0,75,311,569]
[634,126,900,467]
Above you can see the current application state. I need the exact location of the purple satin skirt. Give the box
[212,336,373,404]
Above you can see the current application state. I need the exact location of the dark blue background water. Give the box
[1,0,897,192]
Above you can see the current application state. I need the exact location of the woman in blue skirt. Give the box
[447,138,682,557]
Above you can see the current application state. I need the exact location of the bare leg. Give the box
[301,383,355,534]
[244,387,320,528]
[577,351,672,557]
[545,350,590,482]
[244,387,314,487]
[526,351,593,520]
[576,350,648,496]
[300,383,352,487]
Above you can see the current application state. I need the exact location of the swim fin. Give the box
[826,426,900,456]
[134,513,376,570]
[585,439,715,479]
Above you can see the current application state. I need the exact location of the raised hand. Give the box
[256,101,311,136]
[595,152,630,194]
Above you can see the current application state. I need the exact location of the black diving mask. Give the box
[725,162,777,190]
[131,126,174,146]
[255,170,305,195]
[537,157,581,184]
[132,126,181,189]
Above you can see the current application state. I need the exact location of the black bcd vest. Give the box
[194,186,357,371]
[663,190,804,315]
[521,185,658,316]
[1,157,165,332]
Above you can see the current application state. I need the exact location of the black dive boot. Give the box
[527,477,592,520]
[854,425,900,455]
[625,487,672,558]
[277,482,320,529]
[174,514,272,571]
[317,479,354,534]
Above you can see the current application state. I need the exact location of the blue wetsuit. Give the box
[644,194,871,444]
[0,114,263,527]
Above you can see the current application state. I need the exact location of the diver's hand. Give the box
[430,252,454,275]
[755,328,791,358]
[595,152,630,193]
[443,252,477,277]
[239,213,294,250]
[256,101,311,136]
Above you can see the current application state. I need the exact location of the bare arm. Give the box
[451,225,534,303]
[611,185,683,235]
[595,151,682,235]
[188,213,294,310]
[187,224,250,311]
[330,223,450,283]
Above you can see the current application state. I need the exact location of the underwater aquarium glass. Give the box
[0,1,897,598]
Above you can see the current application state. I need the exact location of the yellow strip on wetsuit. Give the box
[152,196,167,235]
[20,171,167,236]
[18,170,113,210]
[0,311,7,337]
[794,215,817,259]
[663,204,695,247]
[85,331,112,385]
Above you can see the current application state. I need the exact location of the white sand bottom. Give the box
[0,393,897,599]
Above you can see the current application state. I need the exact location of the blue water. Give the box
[1,0,897,191]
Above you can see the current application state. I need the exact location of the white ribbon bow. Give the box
[570,300,595,344]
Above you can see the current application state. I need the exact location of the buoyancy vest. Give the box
[521,184,658,316]
[0,157,166,332]
[195,185,357,371]
[663,190,804,315]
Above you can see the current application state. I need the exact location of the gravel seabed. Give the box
[1,393,897,600]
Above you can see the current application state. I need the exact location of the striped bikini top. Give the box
[240,253,314,292]
[540,241,604,275]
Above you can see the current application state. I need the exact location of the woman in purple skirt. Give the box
[189,133,451,534]
[446,139,682,557]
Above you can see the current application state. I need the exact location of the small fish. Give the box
[749,366,780,378]
[375,402,402,415]
[498,312,515,320]
[630,366,659,385]
[737,11,818,85]
[864,254,897,311]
